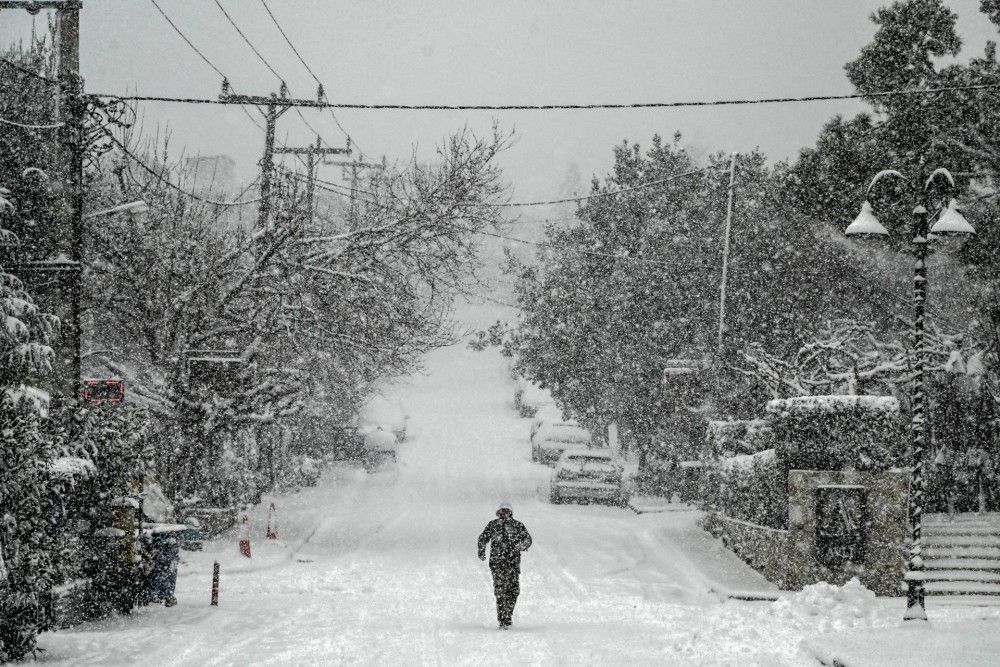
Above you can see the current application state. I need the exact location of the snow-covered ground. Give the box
[35,302,1000,665]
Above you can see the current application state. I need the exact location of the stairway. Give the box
[911,514,1000,604]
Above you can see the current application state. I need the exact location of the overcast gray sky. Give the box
[3,1,999,205]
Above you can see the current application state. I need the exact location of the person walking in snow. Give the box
[477,501,532,629]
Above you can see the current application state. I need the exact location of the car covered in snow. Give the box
[359,396,409,441]
[531,421,593,465]
[549,449,627,505]
[529,405,568,440]
[361,426,398,473]
[514,378,554,417]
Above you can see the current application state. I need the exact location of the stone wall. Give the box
[705,469,908,596]
[705,513,791,587]
[785,469,908,596]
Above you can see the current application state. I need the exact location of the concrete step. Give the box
[926,594,1000,606]
[906,569,1000,583]
[924,524,1000,537]
[923,533,1000,547]
[925,545,1000,559]
[923,580,1000,595]
[925,558,1000,571]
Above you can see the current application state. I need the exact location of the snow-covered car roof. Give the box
[535,422,590,444]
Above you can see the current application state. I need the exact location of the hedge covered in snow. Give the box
[713,449,787,529]
[706,419,773,456]
[766,395,903,472]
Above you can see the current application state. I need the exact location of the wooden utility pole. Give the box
[274,135,351,228]
[220,83,335,245]
[220,82,293,241]
[714,152,738,405]
[325,154,386,228]
[57,0,84,393]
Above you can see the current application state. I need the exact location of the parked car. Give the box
[531,421,593,465]
[514,378,554,417]
[529,405,568,440]
[359,396,409,441]
[549,449,627,506]
[362,426,398,473]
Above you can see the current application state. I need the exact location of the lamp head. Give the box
[845,200,889,237]
[929,199,975,236]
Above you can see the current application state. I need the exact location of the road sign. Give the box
[83,379,124,404]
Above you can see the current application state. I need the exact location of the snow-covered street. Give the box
[30,304,1000,665]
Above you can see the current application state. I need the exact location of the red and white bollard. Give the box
[266,502,278,540]
[238,513,252,558]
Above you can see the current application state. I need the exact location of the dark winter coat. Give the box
[478,517,532,570]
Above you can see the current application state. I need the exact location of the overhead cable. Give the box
[212,0,285,82]
[91,82,1000,110]
[292,164,717,208]
[0,116,63,130]
[107,130,263,207]
[148,0,226,79]
[294,174,714,270]
[256,0,359,151]
[0,57,57,85]
[210,0,350,154]
[146,0,265,133]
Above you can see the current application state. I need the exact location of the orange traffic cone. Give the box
[238,514,252,558]
[266,503,277,540]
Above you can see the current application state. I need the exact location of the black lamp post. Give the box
[845,167,976,621]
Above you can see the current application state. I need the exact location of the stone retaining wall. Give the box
[706,513,792,588]
[705,469,908,595]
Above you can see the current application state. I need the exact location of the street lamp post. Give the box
[845,168,976,621]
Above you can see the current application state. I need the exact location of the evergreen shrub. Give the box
[0,400,55,662]
[766,395,903,472]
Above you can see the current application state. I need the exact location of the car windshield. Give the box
[564,457,615,473]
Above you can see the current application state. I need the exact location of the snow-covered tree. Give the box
[497,135,903,464]
[84,125,510,505]
[0,178,60,660]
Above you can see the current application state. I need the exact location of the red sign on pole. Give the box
[82,379,125,405]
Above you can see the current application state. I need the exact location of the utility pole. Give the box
[274,135,351,228]
[1,1,85,398]
[220,83,336,244]
[714,152,738,406]
[325,154,386,228]
[220,81,291,242]
[57,0,84,396]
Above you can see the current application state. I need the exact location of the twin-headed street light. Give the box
[844,168,975,622]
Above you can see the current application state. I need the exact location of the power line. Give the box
[296,164,717,208]
[211,0,284,82]
[209,0,349,156]
[146,0,265,133]
[148,0,226,80]
[256,0,359,151]
[0,56,57,85]
[91,81,1000,110]
[256,0,320,86]
[107,130,263,207]
[0,116,63,130]
[292,172,714,270]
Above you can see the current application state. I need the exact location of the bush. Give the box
[766,395,903,472]
[716,449,787,529]
[706,419,772,456]
[44,404,151,619]
[0,400,56,663]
